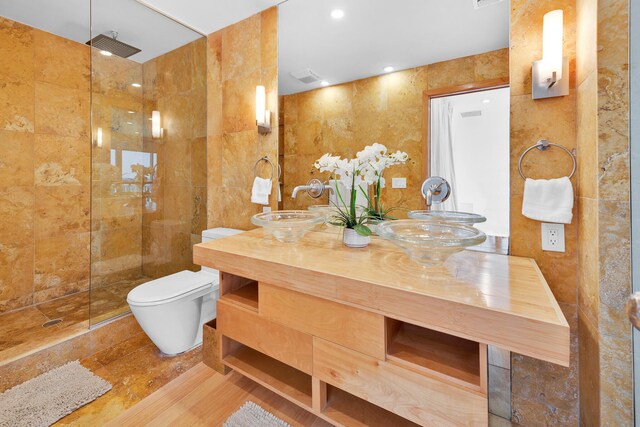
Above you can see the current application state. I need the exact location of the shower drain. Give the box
[42,318,63,327]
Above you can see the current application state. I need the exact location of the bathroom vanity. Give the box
[193,229,569,426]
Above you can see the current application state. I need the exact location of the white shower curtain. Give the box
[430,98,458,211]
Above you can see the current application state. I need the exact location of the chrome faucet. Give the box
[421,176,451,209]
[292,179,334,199]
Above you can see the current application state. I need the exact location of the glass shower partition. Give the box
[89,0,207,326]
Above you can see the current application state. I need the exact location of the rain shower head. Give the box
[86,32,141,58]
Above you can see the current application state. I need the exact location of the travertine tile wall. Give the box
[577,0,633,424]
[206,7,279,230]
[509,1,580,424]
[90,51,144,287]
[280,49,509,212]
[0,17,91,313]
[141,38,207,277]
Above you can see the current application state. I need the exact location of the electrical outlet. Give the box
[541,223,565,252]
[392,177,407,189]
[262,206,272,213]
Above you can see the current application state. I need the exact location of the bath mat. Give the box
[223,401,291,427]
[0,360,112,427]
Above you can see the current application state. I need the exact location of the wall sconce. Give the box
[151,110,162,138]
[532,9,569,99]
[255,85,271,134]
[96,127,103,148]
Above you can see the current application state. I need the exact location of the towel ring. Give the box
[518,139,576,180]
[254,156,275,180]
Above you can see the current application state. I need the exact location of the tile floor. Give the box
[54,332,202,426]
[0,276,149,365]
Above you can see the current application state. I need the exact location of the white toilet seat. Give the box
[127,270,218,307]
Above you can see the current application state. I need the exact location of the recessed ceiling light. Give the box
[331,9,345,19]
[128,111,135,114]
[321,81,330,87]
[131,83,141,88]
[100,50,112,57]
[383,66,395,73]
[482,99,491,104]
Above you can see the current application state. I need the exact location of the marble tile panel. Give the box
[0,129,34,188]
[34,133,89,186]
[577,197,599,326]
[34,29,90,91]
[597,64,630,202]
[191,186,207,235]
[191,136,207,187]
[576,72,598,199]
[427,55,475,90]
[221,13,260,81]
[488,365,511,419]
[34,81,89,138]
[474,49,510,81]
[0,17,34,82]
[0,78,34,133]
[0,185,34,245]
[0,243,34,313]
[34,185,90,239]
[596,0,629,67]
[221,70,261,134]
[352,76,388,115]
[511,303,578,426]
[385,65,428,111]
[260,7,278,70]
[488,346,511,370]
[578,307,600,426]
[34,232,90,303]
[206,32,222,85]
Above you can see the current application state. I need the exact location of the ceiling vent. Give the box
[290,68,321,84]
[473,0,505,9]
[460,110,482,118]
[86,31,141,59]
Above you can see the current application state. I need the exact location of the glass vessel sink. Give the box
[251,210,325,243]
[307,204,338,224]
[376,220,487,266]
[407,210,486,225]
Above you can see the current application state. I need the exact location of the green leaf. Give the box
[353,224,372,236]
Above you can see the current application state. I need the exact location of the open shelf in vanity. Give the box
[386,319,486,393]
[223,343,313,408]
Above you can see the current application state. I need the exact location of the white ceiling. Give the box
[139,0,281,35]
[0,0,203,62]
[279,0,509,95]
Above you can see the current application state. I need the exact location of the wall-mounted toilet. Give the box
[127,227,242,355]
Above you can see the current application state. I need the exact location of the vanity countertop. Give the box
[194,228,569,366]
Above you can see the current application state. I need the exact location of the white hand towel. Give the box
[251,177,272,205]
[522,176,574,224]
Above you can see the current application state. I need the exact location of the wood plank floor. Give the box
[107,363,332,427]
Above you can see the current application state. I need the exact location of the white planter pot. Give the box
[343,228,370,248]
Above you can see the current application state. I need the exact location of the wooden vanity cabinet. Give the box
[194,229,570,427]
[213,274,488,426]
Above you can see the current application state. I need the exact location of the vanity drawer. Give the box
[260,283,386,360]
[313,337,488,427]
[217,299,313,374]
